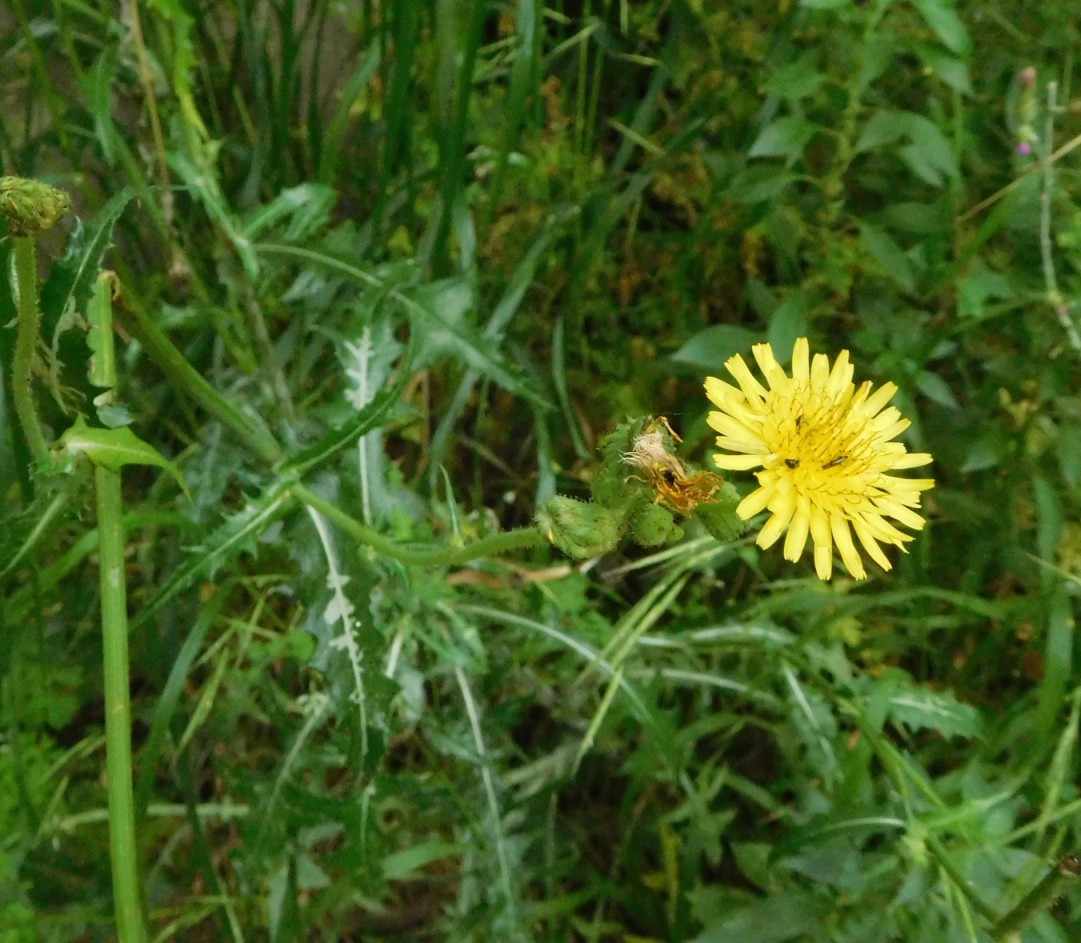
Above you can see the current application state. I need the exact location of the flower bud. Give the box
[630,503,682,547]
[0,176,71,236]
[536,496,624,559]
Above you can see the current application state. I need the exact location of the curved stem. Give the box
[11,235,50,464]
[114,296,284,466]
[292,482,546,566]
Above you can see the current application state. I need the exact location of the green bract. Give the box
[0,176,71,235]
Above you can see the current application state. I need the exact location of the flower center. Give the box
[760,385,879,508]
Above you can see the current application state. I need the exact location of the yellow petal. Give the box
[712,452,767,471]
[704,376,743,410]
[758,488,798,548]
[828,349,853,395]
[830,514,867,580]
[792,337,810,382]
[752,342,788,391]
[862,381,898,418]
[725,354,768,403]
[783,494,812,562]
[737,485,773,520]
[890,452,933,469]
[853,518,892,571]
[809,504,833,580]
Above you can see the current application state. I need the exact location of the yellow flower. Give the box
[704,338,934,581]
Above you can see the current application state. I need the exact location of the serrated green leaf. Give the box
[60,418,189,496]
[39,187,135,330]
[242,183,338,242]
[888,685,982,739]
[131,481,295,630]
[282,357,412,477]
[257,242,543,403]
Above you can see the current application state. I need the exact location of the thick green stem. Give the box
[991,855,1081,940]
[96,465,148,943]
[114,298,283,466]
[990,856,1076,942]
[11,235,50,464]
[292,483,546,566]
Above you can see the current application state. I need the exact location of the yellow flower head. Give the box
[704,338,934,581]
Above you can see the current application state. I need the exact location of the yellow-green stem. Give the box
[292,482,546,566]
[11,235,50,464]
[96,464,148,943]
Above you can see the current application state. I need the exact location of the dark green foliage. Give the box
[2,0,1081,940]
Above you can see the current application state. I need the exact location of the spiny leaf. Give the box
[59,418,189,497]
[130,480,295,629]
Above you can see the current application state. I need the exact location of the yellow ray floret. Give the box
[704,337,934,580]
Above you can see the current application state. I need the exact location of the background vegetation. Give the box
[2,0,1081,940]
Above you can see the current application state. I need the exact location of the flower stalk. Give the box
[90,272,149,943]
[11,235,50,465]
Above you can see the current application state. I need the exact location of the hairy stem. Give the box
[11,235,50,464]
[292,482,546,567]
[992,855,1081,940]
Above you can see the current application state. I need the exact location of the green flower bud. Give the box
[590,461,651,511]
[536,496,624,559]
[692,481,746,542]
[630,502,682,547]
[0,176,71,236]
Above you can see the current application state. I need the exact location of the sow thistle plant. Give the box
[3,173,943,941]
[539,337,934,581]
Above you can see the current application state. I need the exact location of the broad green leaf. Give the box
[282,350,412,477]
[915,371,959,409]
[916,44,972,94]
[670,325,759,371]
[765,54,826,101]
[728,166,797,204]
[1057,422,1081,487]
[856,110,910,152]
[767,292,809,357]
[958,265,1014,320]
[769,811,906,860]
[692,888,829,942]
[257,242,542,402]
[170,151,258,277]
[381,842,463,881]
[749,116,818,161]
[900,117,958,186]
[860,223,917,293]
[60,419,189,496]
[911,0,971,56]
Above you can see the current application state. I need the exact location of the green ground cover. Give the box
[2,1,1081,940]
